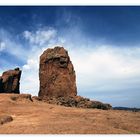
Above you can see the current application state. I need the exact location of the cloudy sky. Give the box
[0,6,140,107]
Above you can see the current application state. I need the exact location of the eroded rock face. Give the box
[0,76,2,92]
[39,46,77,99]
[0,68,22,93]
[43,96,112,110]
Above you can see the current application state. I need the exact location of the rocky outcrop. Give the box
[10,94,33,102]
[39,46,77,99]
[0,76,2,92]
[0,68,22,93]
[43,96,112,110]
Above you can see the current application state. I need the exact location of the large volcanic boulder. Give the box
[0,76,2,92]
[0,68,22,93]
[39,46,77,99]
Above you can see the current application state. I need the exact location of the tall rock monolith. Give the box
[39,46,77,99]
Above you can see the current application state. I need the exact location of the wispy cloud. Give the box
[0,42,6,52]
[70,46,140,92]
[23,27,57,46]
[0,28,28,62]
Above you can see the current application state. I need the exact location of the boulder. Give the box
[0,115,13,125]
[0,76,2,92]
[0,68,22,93]
[39,46,77,99]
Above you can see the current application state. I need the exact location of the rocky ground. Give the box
[0,94,140,134]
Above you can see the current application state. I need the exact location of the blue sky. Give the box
[0,6,140,107]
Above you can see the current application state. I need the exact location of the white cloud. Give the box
[23,59,38,70]
[0,29,28,62]
[21,47,42,95]
[69,46,140,92]
[0,42,6,51]
[21,58,39,95]
[23,28,57,46]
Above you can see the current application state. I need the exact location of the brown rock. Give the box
[0,68,22,93]
[10,94,33,102]
[44,96,112,110]
[32,96,42,101]
[39,46,77,99]
[0,76,2,92]
[0,115,13,125]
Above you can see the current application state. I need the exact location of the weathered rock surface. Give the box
[0,76,2,92]
[0,115,13,125]
[0,68,21,93]
[39,46,77,99]
[43,96,112,110]
[32,96,42,101]
[10,94,33,102]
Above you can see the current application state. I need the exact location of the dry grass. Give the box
[0,94,140,134]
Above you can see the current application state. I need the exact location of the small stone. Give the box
[32,96,42,101]
[0,115,13,125]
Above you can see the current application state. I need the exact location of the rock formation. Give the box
[44,96,112,110]
[0,76,2,92]
[39,46,112,110]
[39,46,77,99]
[0,68,22,93]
